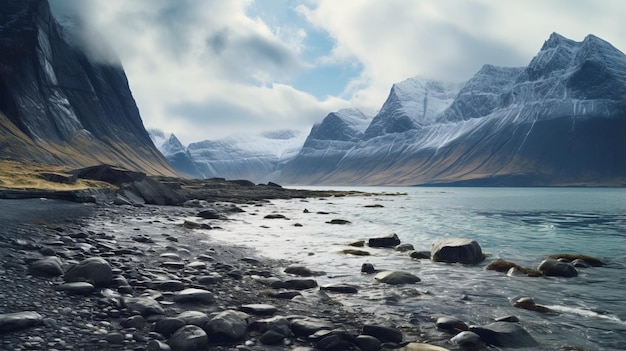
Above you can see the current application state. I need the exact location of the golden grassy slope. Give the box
[0,160,112,191]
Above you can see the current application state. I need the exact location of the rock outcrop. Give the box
[0,0,176,176]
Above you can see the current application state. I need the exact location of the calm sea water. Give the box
[203,187,626,350]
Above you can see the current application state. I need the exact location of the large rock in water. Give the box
[431,238,484,264]
[368,233,401,248]
[537,259,578,277]
[374,271,420,285]
[470,322,538,348]
[64,257,113,287]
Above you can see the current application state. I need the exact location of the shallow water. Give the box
[198,187,626,350]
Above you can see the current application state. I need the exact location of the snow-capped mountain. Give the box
[150,129,307,183]
[279,33,626,186]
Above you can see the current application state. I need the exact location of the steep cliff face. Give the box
[0,0,176,176]
[280,33,626,186]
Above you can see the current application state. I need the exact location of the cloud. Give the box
[48,0,626,145]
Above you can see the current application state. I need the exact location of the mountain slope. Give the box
[0,0,176,176]
[280,33,626,186]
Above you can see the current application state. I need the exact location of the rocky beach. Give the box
[0,177,619,351]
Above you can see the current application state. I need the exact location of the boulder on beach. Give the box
[64,257,113,287]
[202,310,247,342]
[0,311,44,333]
[537,259,578,277]
[368,233,401,248]
[28,256,64,277]
[451,331,481,349]
[168,325,209,351]
[173,288,215,304]
[374,271,420,285]
[431,238,484,264]
[123,297,165,317]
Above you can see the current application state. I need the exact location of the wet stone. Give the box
[173,288,215,304]
[54,282,96,295]
[0,311,44,333]
[239,304,278,316]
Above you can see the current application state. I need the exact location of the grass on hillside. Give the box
[0,160,114,191]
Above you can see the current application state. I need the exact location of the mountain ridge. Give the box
[278,32,626,186]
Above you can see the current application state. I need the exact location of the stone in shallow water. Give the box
[470,322,538,348]
[436,316,469,332]
[320,284,359,294]
[368,233,401,248]
[450,331,481,348]
[0,311,44,333]
[374,271,420,285]
[431,238,484,264]
[284,264,323,277]
[537,259,578,277]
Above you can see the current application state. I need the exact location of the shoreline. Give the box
[0,199,428,351]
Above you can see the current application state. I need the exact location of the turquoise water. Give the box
[209,187,626,350]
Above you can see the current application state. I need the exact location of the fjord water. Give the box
[211,187,626,350]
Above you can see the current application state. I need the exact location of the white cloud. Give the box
[49,0,626,145]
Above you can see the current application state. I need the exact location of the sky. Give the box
[49,0,626,146]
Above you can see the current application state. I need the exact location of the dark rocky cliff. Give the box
[0,0,177,176]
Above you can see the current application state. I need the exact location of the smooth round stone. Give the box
[436,316,469,332]
[537,259,578,277]
[161,261,185,270]
[259,329,285,345]
[54,282,95,295]
[168,325,208,351]
[173,288,215,304]
[355,335,381,351]
[202,310,248,342]
[64,257,113,287]
[28,256,64,277]
[368,233,401,248]
[451,331,481,347]
[239,304,278,316]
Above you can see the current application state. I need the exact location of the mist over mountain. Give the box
[150,129,308,183]
[0,0,175,175]
[278,33,626,186]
